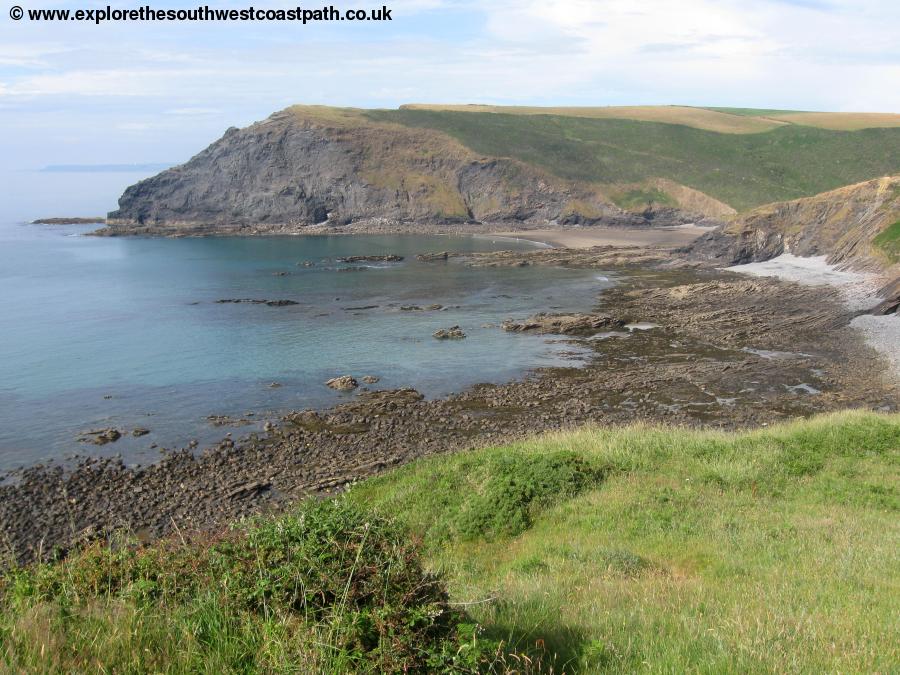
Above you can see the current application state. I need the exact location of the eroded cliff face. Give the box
[688,176,900,271]
[106,107,654,234]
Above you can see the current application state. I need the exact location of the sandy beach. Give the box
[488,224,716,249]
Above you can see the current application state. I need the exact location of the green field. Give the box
[3,411,898,673]
[702,107,808,117]
[873,220,900,263]
[365,109,900,211]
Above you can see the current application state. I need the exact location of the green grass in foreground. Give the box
[365,109,900,211]
[873,220,900,263]
[2,410,898,673]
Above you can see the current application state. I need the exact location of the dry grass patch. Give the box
[767,111,900,130]
[401,104,787,134]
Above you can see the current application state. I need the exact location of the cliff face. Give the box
[688,176,900,270]
[106,107,657,233]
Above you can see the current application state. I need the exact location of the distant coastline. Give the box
[40,163,173,173]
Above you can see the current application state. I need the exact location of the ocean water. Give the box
[0,212,610,469]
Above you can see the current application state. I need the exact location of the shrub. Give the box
[1,498,507,673]
[456,452,603,541]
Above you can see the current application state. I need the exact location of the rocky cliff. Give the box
[106,106,676,235]
[687,176,900,271]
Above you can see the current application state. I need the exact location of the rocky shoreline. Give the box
[88,211,711,238]
[2,245,897,566]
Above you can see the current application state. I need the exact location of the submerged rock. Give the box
[416,251,449,262]
[32,217,105,225]
[215,298,299,307]
[78,428,122,445]
[336,255,404,263]
[433,326,466,340]
[401,304,444,312]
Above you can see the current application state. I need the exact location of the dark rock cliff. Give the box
[106,107,659,234]
[686,176,900,271]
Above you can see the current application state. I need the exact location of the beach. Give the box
[727,254,900,381]
[489,224,716,249]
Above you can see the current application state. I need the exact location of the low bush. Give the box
[1,498,507,673]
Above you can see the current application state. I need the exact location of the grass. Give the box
[0,500,506,673]
[607,186,677,211]
[364,109,900,211]
[702,107,807,117]
[351,410,900,673]
[2,410,898,672]
[766,112,900,131]
[400,104,787,134]
[873,220,900,263]
[402,104,900,133]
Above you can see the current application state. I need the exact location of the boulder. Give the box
[326,376,359,391]
[79,428,122,445]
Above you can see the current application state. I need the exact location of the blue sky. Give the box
[1,0,899,171]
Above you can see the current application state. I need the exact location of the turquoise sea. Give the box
[0,171,610,469]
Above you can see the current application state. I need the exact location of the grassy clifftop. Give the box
[403,104,900,133]
[366,108,900,211]
[3,411,898,672]
[107,104,900,228]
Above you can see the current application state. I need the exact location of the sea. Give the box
[0,169,610,470]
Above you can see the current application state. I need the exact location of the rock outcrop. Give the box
[325,376,358,391]
[503,313,624,335]
[105,106,647,234]
[687,176,900,270]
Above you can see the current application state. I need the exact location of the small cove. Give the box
[0,222,608,469]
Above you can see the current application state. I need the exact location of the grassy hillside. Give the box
[405,104,900,133]
[702,107,806,118]
[3,411,897,673]
[874,219,900,263]
[400,104,787,134]
[366,109,900,211]
[704,107,900,131]
[353,410,900,673]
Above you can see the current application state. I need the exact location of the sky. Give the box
[1,0,899,172]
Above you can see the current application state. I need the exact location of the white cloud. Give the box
[469,0,899,109]
[164,107,222,116]
[0,43,73,67]
[0,0,897,174]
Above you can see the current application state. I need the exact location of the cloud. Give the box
[164,107,222,116]
[0,43,73,67]
[0,0,897,175]
[2,70,171,97]
[2,0,897,109]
